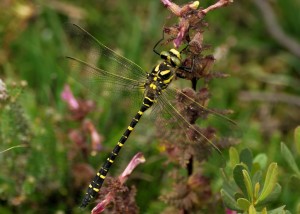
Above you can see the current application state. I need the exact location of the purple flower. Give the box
[61,84,79,110]
[119,152,146,184]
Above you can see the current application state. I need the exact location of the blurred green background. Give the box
[1,0,300,213]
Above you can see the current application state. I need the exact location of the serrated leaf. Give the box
[248,204,257,214]
[240,148,253,172]
[242,169,253,201]
[233,164,248,197]
[253,153,268,170]
[295,126,300,155]
[257,163,278,203]
[237,198,251,211]
[220,189,240,211]
[229,147,240,168]
[281,142,300,176]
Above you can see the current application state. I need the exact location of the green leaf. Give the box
[257,163,278,203]
[242,169,253,201]
[220,168,239,195]
[252,170,262,187]
[234,192,244,200]
[237,198,251,211]
[229,147,240,168]
[233,164,248,197]
[248,204,257,214]
[266,205,287,214]
[240,148,253,172]
[281,142,300,175]
[294,126,300,155]
[257,183,281,206]
[254,182,260,200]
[261,207,267,214]
[253,153,268,170]
[220,189,240,211]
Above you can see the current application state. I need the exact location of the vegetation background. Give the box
[0,0,300,213]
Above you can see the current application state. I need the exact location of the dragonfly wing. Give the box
[66,56,145,92]
[153,86,238,165]
[65,24,147,109]
[65,23,147,81]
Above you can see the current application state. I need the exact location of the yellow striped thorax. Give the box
[144,48,182,96]
[160,48,181,68]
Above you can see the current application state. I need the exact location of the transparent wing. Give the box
[66,56,145,92]
[64,24,148,108]
[169,87,237,126]
[66,23,147,82]
[153,86,238,165]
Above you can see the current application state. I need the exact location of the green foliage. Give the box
[281,142,300,177]
[294,126,300,156]
[280,128,300,213]
[221,147,289,213]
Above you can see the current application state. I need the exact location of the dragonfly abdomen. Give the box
[80,96,154,208]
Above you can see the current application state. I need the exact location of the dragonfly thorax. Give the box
[143,48,181,97]
[160,48,181,68]
[145,61,175,98]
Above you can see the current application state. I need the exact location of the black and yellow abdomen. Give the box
[80,60,177,207]
[67,23,183,208]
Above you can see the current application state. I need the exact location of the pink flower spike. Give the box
[119,152,146,184]
[61,84,79,110]
[92,153,145,213]
[91,194,114,214]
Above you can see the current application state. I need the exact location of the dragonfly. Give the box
[65,24,235,208]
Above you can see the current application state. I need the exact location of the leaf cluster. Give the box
[221,147,290,214]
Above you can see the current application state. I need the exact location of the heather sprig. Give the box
[156,0,235,212]
[91,153,145,214]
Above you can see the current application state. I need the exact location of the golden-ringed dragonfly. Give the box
[65,24,235,208]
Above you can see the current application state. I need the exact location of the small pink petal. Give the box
[61,85,79,110]
[174,20,189,48]
[119,152,146,184]
[160,0,173,7]
[160,0,182,16]
[91,197,111,214]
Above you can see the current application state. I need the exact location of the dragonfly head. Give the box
[160,49,181,68]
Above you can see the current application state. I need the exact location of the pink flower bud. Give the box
[119,152,146,184]
[61,85,79,110]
